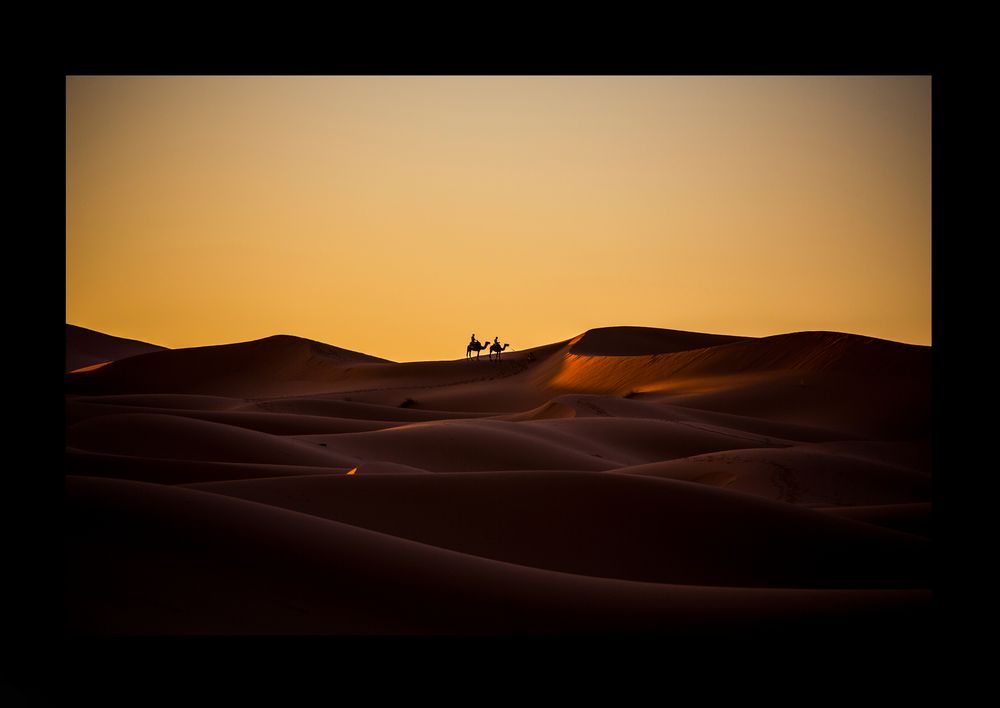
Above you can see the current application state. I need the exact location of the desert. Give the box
[65,324,931,636]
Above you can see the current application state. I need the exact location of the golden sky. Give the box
[66,76,931,361]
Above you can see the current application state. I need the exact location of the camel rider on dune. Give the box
[471,333,479,347]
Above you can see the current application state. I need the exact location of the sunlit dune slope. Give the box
[517,329,931,438]
[536,330,930,395]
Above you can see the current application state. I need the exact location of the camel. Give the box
[466,340,489,360]
[489,342,510,361]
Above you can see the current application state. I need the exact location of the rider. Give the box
[471,333,479,347]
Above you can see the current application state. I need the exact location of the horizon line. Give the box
[66,321,933,364]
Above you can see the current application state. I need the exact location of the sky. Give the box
[66,75,931,362]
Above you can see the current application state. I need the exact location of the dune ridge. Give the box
[537,330,930,396]
[66,333,391,396]
[65,324,931,635]
[67,475,930,636]
[66,323,167,372]
[184,470,928,588]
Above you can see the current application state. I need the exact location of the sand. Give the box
[64,324,932,635]
[66,323,167,372]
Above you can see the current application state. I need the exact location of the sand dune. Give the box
[66,449,357,484]
[66,399,403,434]
[294,420,619,472]
[240,396,495,421]
[293,415,799,472]
[66,323,167,372]
[514,416,797,465]
[803,440,932,475]
[506,393,849,442]
[70,393,247,410]
[66,333,391,397]
[66,448,429,485]
[64,324,931,636]
[186,470,928,588]
[535,330,928,393]
[569,330,930,379]
[67,475,930,635]
[527,332,930,438]
[67,413,355,466]
[653,370,931,439]
[566,326,748,356]
[818,503,932,538]
[614,443,932,506]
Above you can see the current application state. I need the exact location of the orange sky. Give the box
[66,76,931,361]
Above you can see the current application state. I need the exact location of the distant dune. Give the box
[65,333,391,396]
[66,323,167,372]
[539,330,930,393]
[65,324,932,636]
[566,325,748,356]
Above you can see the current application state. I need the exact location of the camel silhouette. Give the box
[490,342,510,361]
[466,340,489,360]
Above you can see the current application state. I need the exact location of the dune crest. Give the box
[66,333,392,396]
[66,323,167,372]
[65,323,931,635]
